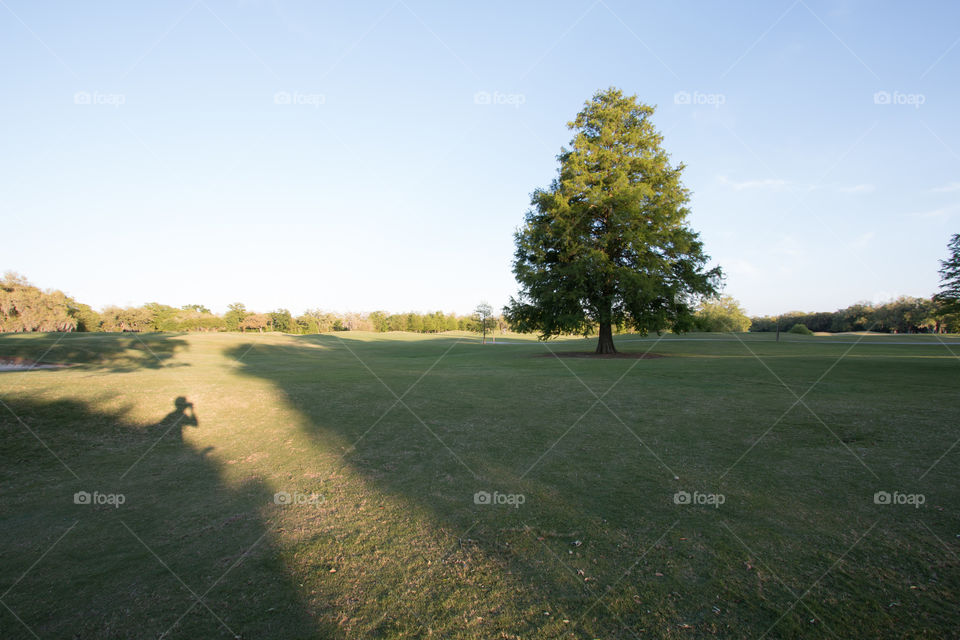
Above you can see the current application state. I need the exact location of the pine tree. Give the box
[935,233,960,316]
[505,88,721,353]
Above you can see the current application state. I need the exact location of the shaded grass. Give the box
[0,331,958,638]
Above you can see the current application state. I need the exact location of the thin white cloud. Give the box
[850,231,874,249]
[718,175,789,191]
[718,177,875,194]
[931,181,960,193]
[909,204,959,219]
[837,183,875,194]
[724,258,761,277]
[773,234,804,257]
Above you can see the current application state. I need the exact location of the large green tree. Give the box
[505,88,722,353]
[935,233,960,316]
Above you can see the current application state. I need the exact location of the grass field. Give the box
[1,330,958,639]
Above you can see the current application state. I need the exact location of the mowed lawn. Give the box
[1,331,958,639]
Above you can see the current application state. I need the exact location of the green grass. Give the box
[1,331,958,638]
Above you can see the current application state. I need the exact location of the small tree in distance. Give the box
[695,296,751,332]
[474,302,494,344]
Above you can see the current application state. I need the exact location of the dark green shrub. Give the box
[788,323,813,335]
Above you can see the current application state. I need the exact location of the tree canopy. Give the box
[696,296,751,332]
[504,88,722,353]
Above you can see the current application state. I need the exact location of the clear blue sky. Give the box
[3,0,958,317]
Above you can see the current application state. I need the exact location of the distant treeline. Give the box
[2,272,956,335]
[0,273,498,334]
[750,296,955,334]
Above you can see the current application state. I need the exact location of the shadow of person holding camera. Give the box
[154,395,199,442]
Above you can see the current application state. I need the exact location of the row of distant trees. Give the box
[689,294,959,334]
[0,273,501,334]
[2,270,957,335]
[749,296,956,334]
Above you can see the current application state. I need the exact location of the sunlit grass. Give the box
[1,331,957,638]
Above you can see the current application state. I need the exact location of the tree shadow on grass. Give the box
[0,394,331,639]
[221,334,960,639]
[0,332,190,373]
[220,335,731,638]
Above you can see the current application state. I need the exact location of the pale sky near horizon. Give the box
[3,1,959,317]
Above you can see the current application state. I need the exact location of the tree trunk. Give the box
[596,322,616,354]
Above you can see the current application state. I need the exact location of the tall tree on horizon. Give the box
[474,301,494,344]
[935,233,960,316]
[504,88,722,353]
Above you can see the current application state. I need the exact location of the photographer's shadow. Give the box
[150,396,199,443]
